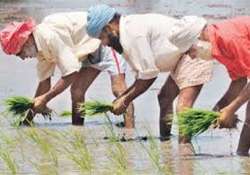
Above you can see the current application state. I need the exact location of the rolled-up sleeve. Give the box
[49,33,81,77]
[129,36,160,80]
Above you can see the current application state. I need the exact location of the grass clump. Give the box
[0,145,18,175]
[107,142,129,175]
[25,128,58,167]
[178,108,219,138]
[138,127,166,174]
[0,149,18,175]
[63,130,93,173]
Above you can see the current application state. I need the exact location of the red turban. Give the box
[0,19,36,55]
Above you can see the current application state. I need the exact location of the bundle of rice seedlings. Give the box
[4,96,33,116]
[0,148,18,175]
[60,101,113,117]
[178,108,220,138]
[3,96,52,126]
[78,100,112,116]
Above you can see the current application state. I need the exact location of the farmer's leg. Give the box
[158,76,179,140]
[214,78,247,111]
[177,85,203,143]
[111,74,135,128]
[237,100,250,156]
[70,67,100,125]
[170,54,213,144]
[23,78,51,125]
[96,46,134,128]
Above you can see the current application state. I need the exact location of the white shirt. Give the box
[33,12,101,81]
[119,14,206,79]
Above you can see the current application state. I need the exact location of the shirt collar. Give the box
[119,15,128,53]
[207,24,220,58]
[33,28,42,52]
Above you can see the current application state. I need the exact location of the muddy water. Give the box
[1,0,250,174]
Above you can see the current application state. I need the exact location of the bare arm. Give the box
[218,82,250,128]
[214,78,247,111]
[121,78,157,105]
[112,78,156,115]
[23,77,51,124]
[32,72,78,113]
[43,72,78,102]
[35,77,51,97]
[226,82,250,113]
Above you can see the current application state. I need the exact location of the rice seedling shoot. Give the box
[4,96,33,116]
[78,100,113,116]
[3,96,52,125]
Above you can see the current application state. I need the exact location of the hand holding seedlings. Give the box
[3,96,53,126]
[178,108,221,139]
[32,94,49,113]
[215,107,238,129]
[111,96,128,115]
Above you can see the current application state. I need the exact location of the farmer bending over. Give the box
[0,12,134,128]
[189,16,250,156]
[86,4,213,144]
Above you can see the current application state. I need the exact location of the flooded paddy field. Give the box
[1,0,250,174]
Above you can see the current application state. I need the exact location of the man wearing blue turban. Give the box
[87,4,117,38]
[86,5,214,146]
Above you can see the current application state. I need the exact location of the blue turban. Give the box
[87,4,116,38]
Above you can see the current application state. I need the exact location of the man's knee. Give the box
[70,85,85,101]
[111,74,127,97]
[157,90,176,107]
[158,80,179,107]
[177,85,202,112]
[112,86,124,97]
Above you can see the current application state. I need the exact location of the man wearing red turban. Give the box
[0,12,134,128]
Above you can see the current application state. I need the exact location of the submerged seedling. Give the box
[107,142,129,175]
[138,127,166,174]
[0,147,18,175]
[31,161,59,175]
[63,130,93,173]
[25,128,58,166]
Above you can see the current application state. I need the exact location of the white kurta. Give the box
[33,12,101,81]
[119,14,207,80]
